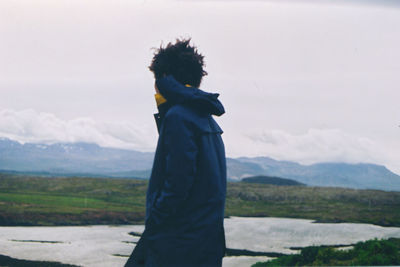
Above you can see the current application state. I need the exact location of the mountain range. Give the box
[1,137,400,191]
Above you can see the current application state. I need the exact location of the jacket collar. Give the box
[153,100,173,134]
[155,75,225,116]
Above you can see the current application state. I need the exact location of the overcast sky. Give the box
[1,0,399,174]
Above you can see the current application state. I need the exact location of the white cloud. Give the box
[1,108,399,175]
[238,128,399,174]
[0,108,156,152]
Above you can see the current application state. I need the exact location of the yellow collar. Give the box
[155,84,192,106]
[154,93,167,107]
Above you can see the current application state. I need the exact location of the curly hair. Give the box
[149,38,207,88]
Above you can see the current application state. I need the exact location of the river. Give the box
[1,217,400,267]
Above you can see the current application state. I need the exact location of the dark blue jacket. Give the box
[125,75,227,267]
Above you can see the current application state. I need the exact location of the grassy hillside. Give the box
[227,182,400,226]
[0,173,399,226]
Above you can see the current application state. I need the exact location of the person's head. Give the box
[149,38,207,88]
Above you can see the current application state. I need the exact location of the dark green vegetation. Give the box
[227,181,400,226]
[252,238,400,266]
[0,254,79,267]
[1,174,400,226]
[0,174,146,225]
[225,248,283,258]
[241,175,305,186]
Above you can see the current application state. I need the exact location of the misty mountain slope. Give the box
[1,138,400,191]
[0,138,154,174]
[234,156,400,191]
[226,158,265,180]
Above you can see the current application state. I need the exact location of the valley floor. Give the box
[1,174,400,227]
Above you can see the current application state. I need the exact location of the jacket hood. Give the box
[155,75,225,116]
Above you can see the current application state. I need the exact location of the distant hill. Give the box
[0,138,153,178]
[1,137,400,191]
[241,175,304,186]
[233,157,400,191]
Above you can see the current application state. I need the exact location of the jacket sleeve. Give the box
[146,110,198,229]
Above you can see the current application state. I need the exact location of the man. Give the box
[125,38,227,267]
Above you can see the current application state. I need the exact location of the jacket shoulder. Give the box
[165,104,223,134]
